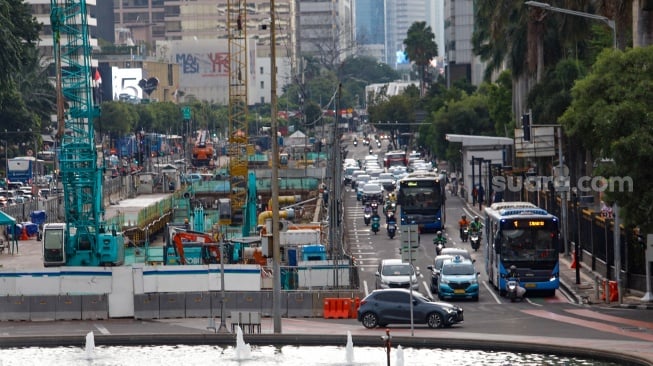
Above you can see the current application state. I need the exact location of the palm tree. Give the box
[403,21,438,97]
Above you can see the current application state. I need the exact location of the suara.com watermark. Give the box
[491,175,634,193]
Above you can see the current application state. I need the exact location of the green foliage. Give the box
[403,22,438,92]
[528,60,586,131]
[98,101,139,136]
[481,70,513,137]
[0,0,41,89]
[559,47,653,231]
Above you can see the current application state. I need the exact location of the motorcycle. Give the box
[461,226,469,242]
[387,221,397,239]
[433,238,446,256]
[353,140,358,147]
[369,147,373,154]
[371,217,380,234]
[505,278,522,302]
[470,231,480,251]
[364,212,371,226]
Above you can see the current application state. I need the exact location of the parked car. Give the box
[357,288,464,329]
[437,256,480,301]
[375,258,420,290]
[181,173,201,184]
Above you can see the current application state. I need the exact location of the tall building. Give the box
[384,0,428,69]
[296,0,354,66]
[444,0,484,85]
[354,0,385,62]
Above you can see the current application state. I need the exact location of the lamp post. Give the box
[526,1,620,301]
[524,1,617,50]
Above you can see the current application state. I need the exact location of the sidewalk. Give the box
[558,253,653,309]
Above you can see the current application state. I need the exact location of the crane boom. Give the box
[226,0,249,226]
[44,0,124,267]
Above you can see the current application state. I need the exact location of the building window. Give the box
[260,81,264,89]
[260,67,264,74]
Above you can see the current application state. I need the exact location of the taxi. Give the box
[437,256,480,301]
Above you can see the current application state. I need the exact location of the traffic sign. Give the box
[182,106,192,120]
[401,225,419,248]
[400,247,418,263]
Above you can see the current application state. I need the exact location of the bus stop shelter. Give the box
[445,134,513,205]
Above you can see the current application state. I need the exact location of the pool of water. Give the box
[0,345,619,366]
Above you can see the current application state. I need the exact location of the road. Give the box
[342,133,653,345]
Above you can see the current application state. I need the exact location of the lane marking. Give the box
[564,309,653,330]
[522,309,653,342]
[482,281,503,304]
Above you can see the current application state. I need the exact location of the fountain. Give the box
[345,331,354,364]
[234,325,251,360]
[84,331,95,360]
[395,345,404,366]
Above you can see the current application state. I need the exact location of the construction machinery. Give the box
[164,228,221,265]
[191,129,214,167]
[226,0,250,226]
[43,0,124,266]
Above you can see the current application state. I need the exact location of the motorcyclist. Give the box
[470,215,483,235]
[364,204,372,215]
[506,265,526,298]
[458,214,470,239]
[433,231,447,246]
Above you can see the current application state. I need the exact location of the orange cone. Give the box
[570,250,577,269]
[20,227,28,241]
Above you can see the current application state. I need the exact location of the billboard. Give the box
[156,39,257,104]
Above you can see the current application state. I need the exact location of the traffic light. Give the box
[522,113,531,142]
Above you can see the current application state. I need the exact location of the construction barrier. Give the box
[323,298,352,319]
[349,297,361,319]
[601,280,618,302]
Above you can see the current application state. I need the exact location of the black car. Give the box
[357,289,463,329]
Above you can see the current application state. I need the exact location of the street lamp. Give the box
[525,1,617,50]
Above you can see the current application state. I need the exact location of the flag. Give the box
[93,69,102,88]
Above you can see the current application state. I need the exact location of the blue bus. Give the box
[483,202,560,296]
[396,171,445,231]
[7,156,45,184]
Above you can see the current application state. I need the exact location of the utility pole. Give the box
[270,0,282,334]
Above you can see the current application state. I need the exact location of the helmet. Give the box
[184,218,189,224]
[474,216,480,221]
[510,265,517,271]
[437,231,442,236]
[461,214,466,219]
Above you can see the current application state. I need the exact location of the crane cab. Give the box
[43,223,66,267]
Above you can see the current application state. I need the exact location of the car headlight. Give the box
[440,278,449,284]
[444,307,456,314]
[470,278,478,284]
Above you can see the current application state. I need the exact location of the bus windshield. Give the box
[499,228,557,261]
[8,160,29,172]
[399,186,441,210]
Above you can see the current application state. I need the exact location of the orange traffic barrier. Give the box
[20,227,28,241]
[349,297,361,319]
[323,298,353,319]
[600,280,618,302]
[570,250,577,269]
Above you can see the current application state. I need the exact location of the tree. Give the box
[559,47,653,231]
[98,102,139,136]
[403,21,438,97]
[0,0,41,89]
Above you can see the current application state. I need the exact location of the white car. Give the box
[375,259,420,290]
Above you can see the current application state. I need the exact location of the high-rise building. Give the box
[384,0,428,69]
[296,0,354,67]
[444,0,484,85]
[353,0,385,62]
